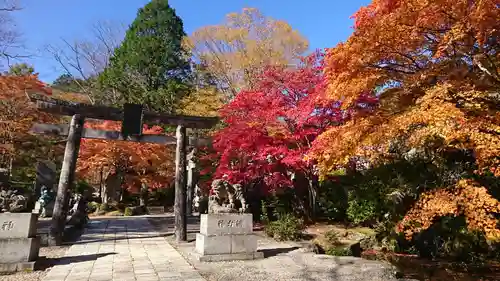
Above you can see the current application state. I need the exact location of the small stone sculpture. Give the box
[0,188,28,213]
[38,186,55,217]
[208,179,248,214]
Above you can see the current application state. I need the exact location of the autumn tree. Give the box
[184,7,309,100]
[176,87,223,118]
[204,52,358,218]
[76,121,175,203]
[0,75,61,182]
[99,0,191,112]
[176,63,225,118]
[309,0,500,239]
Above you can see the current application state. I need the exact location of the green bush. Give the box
[317,180,348,221]
[87,202,100,213]
[124,207,134,216]
[99,203,110,212]
[264,213,305,241]
[324,230,341,245]
[346,199,377,225]
[75,180,92,195]
[409,216,496,262]
[326,246,352,256]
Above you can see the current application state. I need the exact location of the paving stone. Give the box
[156,271,182,278]
[41,217,203,281]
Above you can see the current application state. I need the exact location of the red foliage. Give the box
[206,51,342,191]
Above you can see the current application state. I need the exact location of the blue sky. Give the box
[12,0,370,83]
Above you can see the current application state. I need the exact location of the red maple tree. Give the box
[204,51,345,193]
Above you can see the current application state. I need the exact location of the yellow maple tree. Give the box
[176,87,223,117]
[183,7,309,100]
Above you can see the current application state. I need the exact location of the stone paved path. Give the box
[42,217,205,281]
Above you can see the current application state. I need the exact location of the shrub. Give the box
[326,246,352,256]
[75,180,92,195]
[324,229,341,245]
[99,203,110,212]
[264,213,305,241]
[346,198,377,225]
[317,181,348,221]
[124,207,134,216]
[87,202,100,213]
[409,216,496,262]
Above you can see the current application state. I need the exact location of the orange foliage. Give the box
[397,179,500,241]
[0,75,57,164]
[310,0,499,175]
[77,121,175,191]
[309,0,500,239]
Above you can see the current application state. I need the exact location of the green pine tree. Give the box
[98,0,192,113]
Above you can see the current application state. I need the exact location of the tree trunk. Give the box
[102,183,108,204]
[308,177,318,220]
[99,166,103,201]
[49,114,84,246]
[174,125,187,242]
[186,147,197,215]
[140,183,148,207]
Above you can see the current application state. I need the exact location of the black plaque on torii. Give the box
[121,103,144,138]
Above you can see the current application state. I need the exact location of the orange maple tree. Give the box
[76,120,175,191]
[309,0,500,239]
[0,74,59,171]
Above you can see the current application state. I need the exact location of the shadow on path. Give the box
[36,252,116,271]
[258,247,301,258]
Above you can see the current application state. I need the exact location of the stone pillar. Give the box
[49,114,84,246]
[0,213,40,272]
[174,125,187,242]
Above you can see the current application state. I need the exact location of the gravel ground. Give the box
[0,246,69,281]
[148,216,405,281]
[0,218,80,281]
[170,232,400,281]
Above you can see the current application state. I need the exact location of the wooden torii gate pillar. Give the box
[27,92,217,245]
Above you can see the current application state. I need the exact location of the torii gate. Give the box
[26,91,217,245]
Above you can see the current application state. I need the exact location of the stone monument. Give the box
[0,211,40,272]
[34,161,56,198]
[194,179,263,262]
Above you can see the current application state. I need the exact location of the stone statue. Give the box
[208,179,248,214]
[38,186,55,217]
[68,193,81,215]
[67,193,88,228]
[0,188,28,213]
